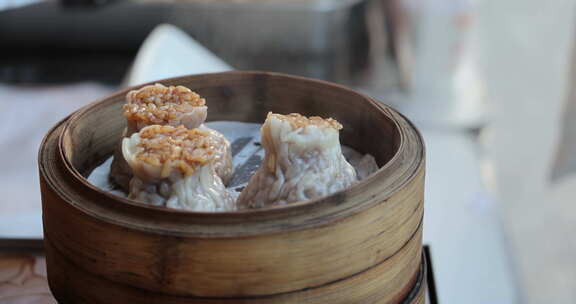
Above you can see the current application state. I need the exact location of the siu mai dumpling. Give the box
[237,113,357,209]
[123,83,207,134]
[122,125,233,211]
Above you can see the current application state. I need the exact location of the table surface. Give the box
[0,254,54,304]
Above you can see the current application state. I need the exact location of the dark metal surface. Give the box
[0,238,44,255]
[0,1,167,84]
[0,0,402,90]
[425,245,438,304]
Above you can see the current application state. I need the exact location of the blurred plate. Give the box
[125,23,232,86]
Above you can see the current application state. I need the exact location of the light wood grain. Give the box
[39,71,425,303]
[44,227,423,303]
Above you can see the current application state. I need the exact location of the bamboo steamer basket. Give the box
[38,71,426,303]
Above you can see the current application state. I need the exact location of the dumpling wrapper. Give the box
[122,125,233,211]
[237,113,357,209]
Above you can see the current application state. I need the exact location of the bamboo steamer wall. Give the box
[38,72,426,303]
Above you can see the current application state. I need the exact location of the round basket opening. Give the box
[57,72,415,234]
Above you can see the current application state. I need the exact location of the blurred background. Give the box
[1,0,575,303]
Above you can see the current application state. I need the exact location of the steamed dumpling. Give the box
[123,83,207,135]
[122,125,233,211]
[237,113,357,209]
